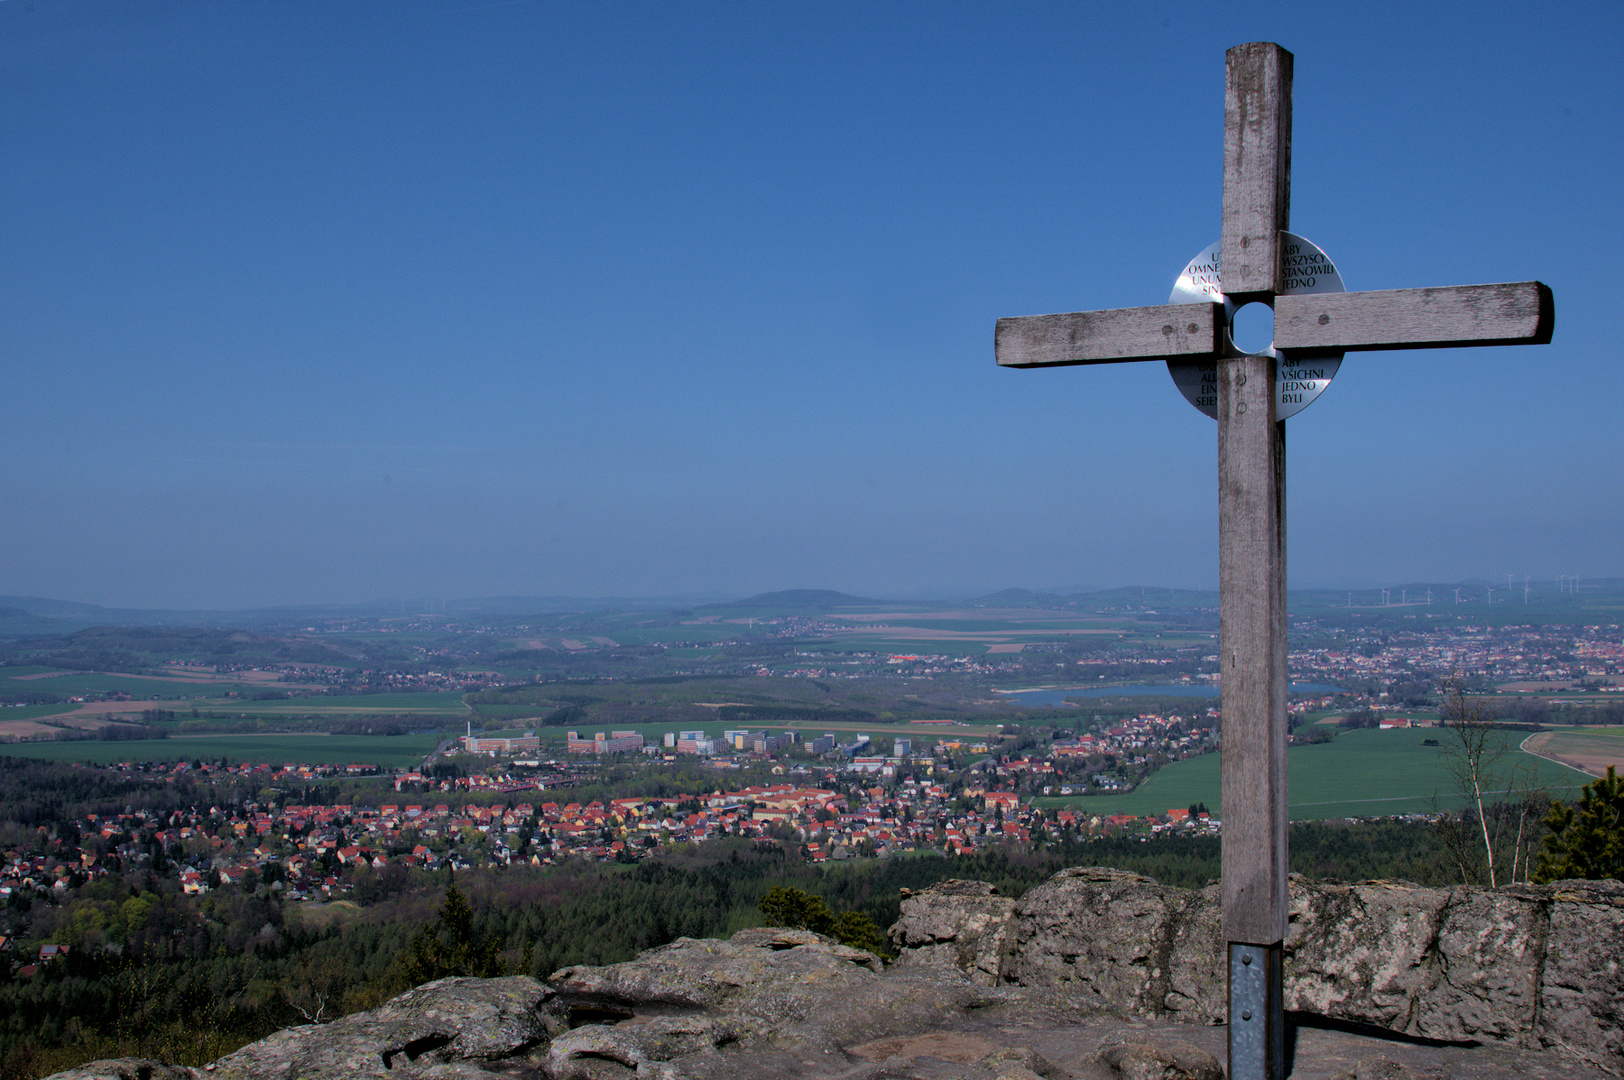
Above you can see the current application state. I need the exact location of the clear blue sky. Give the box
[3,2,1618,609]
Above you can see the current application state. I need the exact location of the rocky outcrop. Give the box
[891,868,1624,1073]
[43,1062,199,1080]
[1094,1035,1224,1080]
[50,930,1092,1080]
[42,976,564,1080]
[885,878,1017,985]
[544,925,1057,1074]
[208,974,564,1079]
[47,871,1621,1080]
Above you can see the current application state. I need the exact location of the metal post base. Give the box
[1228,941,1284,1080]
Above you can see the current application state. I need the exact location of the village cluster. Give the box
[1289,623,1624,687]
[0,710,1227,921]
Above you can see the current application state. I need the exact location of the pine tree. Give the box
[405,875,503,983]
[757,886,835,935]
[1533,766,1624,883]
[758,886,885,956]
[830,910,885,955]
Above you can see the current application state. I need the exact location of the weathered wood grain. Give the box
[1274,281,1554,351]
[995,303,1222,367]
[1217,43,1292,961]
[1216,353,1290,949]
[1222,43,1292,298]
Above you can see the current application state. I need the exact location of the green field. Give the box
[552,620,764,648]
[0,665,86,679]
[465,703,548,719]
[0,703,89,721]
[1032,727,1593,820]
[0,671,227,697]
[842,617,1123,633]
[598,608,1151,656]
[805,636,990,656]
[234,692,469,714]
[0,732,445,769]
[469,667,554,682]
[0,667,471,716]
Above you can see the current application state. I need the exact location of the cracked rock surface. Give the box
[47,872,1622,1080]
[893,869,1624,1073]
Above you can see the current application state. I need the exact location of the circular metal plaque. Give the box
[1166,232,1346,420]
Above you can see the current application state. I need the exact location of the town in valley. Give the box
[3,584,1620,912]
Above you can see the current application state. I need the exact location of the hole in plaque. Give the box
[1229,301,1274,355]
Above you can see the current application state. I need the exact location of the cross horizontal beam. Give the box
[994,303,1222,368]
[1275,281,1553,352]
[994,281,1553,370]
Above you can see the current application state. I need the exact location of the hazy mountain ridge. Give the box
[3,577,1620,639]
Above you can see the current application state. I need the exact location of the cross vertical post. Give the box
[1217,42,1291,1080]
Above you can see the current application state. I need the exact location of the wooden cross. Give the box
[995,42,1552,1080]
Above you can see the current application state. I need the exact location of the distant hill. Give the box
[0,623,357,667]
[709,589,893,612]
[0,595,252,629]
[444,595,735,615]
[0,595,131,619]
[0,600,102,638]
[0,594,736,628]
[971,588,1058,605]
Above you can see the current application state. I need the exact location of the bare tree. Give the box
[285,950,346,1025]
[1435,684,1547,887]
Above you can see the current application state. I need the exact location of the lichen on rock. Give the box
[44,871,1624,1080]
